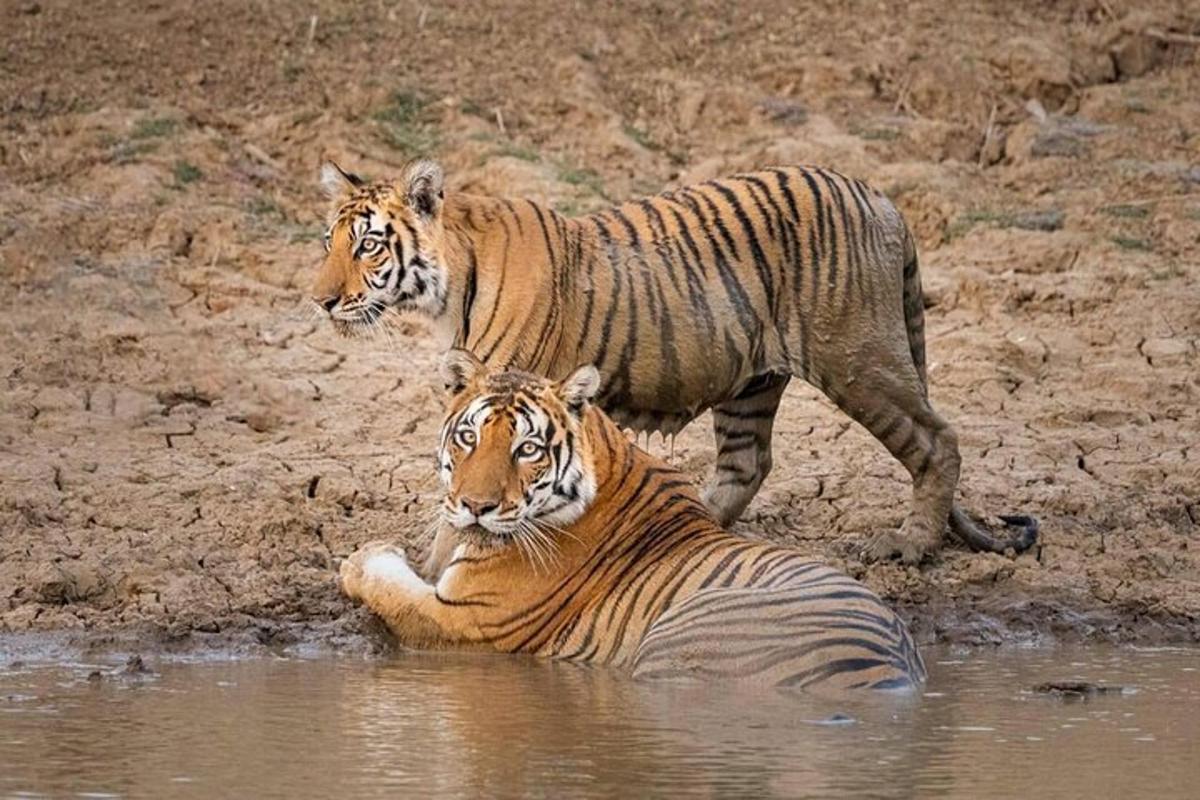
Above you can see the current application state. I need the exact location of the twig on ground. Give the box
[979,102,998,167]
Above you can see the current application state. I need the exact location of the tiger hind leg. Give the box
[832,371,1039,563]
[820,362,962,564]
[702,373,790,526]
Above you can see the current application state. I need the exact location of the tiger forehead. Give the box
[471,391,555,422]
[484,370,551,395]
[331,205,403,235]
[451,385,561,435]
[329,196,412,237]
[337,183,395,209]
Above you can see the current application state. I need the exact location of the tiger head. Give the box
[437,349,601,540]
[311,159,449,336]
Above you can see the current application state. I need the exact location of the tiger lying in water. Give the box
[338,350,926,691]
[313,159,1036,564]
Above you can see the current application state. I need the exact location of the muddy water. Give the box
[1,646,1197,799]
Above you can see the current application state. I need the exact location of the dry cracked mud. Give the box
[1,0,1198,656]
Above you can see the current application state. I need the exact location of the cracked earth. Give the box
[1,0,1198,654]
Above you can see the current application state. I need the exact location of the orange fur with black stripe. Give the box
[313,160,1036,564]
[338,353,926,691]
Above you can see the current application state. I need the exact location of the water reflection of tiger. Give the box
[339,352,926,691]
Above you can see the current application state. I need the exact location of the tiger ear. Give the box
[556,365,601,414]
[401,159,445,219]
[441,348,488,396]
[320,161,364,199]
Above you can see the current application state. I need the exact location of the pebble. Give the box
[1030,130,1087,159]
[1011,209,1065,232]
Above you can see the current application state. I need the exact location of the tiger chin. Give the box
[338,350,926,693]
[311,157,1037,565]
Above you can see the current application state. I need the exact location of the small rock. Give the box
[119,655,151,675]
[1010,114,1109,162]
[1011,209,1065,232]
[19,2,41,15]
[1111,33,1165,79]
[1005,329,1049,370]
[1072,50,1117,87]
[87,670,103,683]
[1034,681,1126,698]
[758,98,808,127]
[243,411,280,433]
[1030,129,1087,159]
[29,562,106,604]
[206,295,237,314]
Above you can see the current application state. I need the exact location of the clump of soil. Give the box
[1,1,1198,653]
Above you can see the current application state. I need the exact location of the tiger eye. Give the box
[517,441,543,459]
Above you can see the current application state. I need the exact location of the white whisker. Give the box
[517,521,555,574]
[513,527,541,573]
[515,524,542,574]
[531,518,580,545]
[522,520,562,572]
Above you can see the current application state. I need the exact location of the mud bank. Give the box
[2,1,1198,652]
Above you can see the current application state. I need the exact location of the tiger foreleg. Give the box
[339,540,468,648]
[701,375,790,526]
[421,522,458,581]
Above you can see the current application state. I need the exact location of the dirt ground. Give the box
[2,0,1198,655]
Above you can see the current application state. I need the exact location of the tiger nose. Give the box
[316,295,339,313]
[461,498,499,518]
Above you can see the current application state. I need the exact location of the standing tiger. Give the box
[313,159,1037,564]
[338,352,926,691]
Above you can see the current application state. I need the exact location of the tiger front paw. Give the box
[338,540,409,603]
